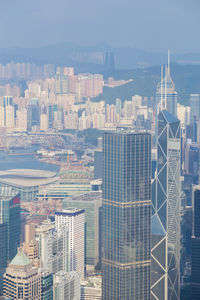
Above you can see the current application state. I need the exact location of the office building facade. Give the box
[191,185,200,299]
[0,223,7,295]
[55,208,85,280]
[36,225,68,274]
[102,130,151,300]
[151,110,181,299]
[0,193,21,262]
[63,192,102,267]
[53,271,80,300]
[41,272,53,300]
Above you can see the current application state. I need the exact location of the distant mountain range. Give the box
[1,42,200,71]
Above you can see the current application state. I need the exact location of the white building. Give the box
[177,103,190,126]
[55,208,85,280]
[132,95,142,120]
[53,271,80,300]
[36,222,68,274]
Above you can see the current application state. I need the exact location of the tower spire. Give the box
[168,49,170,76]
[161,65,163,110]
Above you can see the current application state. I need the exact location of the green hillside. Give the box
[92,64,200,106]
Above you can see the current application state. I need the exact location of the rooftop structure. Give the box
[0,169,59,202]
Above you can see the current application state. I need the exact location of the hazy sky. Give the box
[0,0,200,52]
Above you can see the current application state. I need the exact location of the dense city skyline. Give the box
[0,1,200,298]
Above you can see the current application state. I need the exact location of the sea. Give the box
[0,147,60,172]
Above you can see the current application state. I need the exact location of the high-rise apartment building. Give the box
[3,250,42,299]
[191,185,200,299]
[0,193,21,262]
[102,130,152,300]
[55,208,85,280]
[16,108,28,131]
[5,105,15,128]
[0,96,14,128]
[151,110,181,299]
[54,73,68,94]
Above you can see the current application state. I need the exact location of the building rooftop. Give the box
[71,192,102,202]
[104,129,150,136]
[0,169,57,179]
[55,208,85,216]
[0,177,58,188]
[0,169,59,188]
[10,250,31,266]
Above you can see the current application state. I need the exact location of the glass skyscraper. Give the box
[0,193,21,262]
[191,185,200,299]
[0,223,7,295]
[151,110,181,300]
[156,66,177,118]
[102,130,151,300]
[155,63,177,145]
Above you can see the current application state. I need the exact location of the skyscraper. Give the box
[102,130,151,300]
[55,208,85,280]
[191,185,200,299]
[39,226,69,274]
[151,110,181,300]
[156,64,177,118]
[155,54,177,145]
[0,193,21,262]
[0,223,7,295]
[28,98,40,131]
[62,192,102,268]
[190,94,200,125]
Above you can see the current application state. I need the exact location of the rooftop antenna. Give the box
[167,49,170,76]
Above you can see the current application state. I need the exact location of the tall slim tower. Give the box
[155,52,177,146]
[102,130,151,300]
[151,110,181,299]
[55,208,85,280]
[156,52,177,118]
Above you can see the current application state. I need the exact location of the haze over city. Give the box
[0,0,200,52]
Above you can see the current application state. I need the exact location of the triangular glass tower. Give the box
[151,110,181,300]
